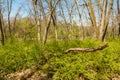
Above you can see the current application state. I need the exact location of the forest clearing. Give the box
[0,0,120,80]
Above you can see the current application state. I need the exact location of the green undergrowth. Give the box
[0,41,45,73]
[0,39,120,79]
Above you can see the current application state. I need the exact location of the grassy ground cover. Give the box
[0,38,120,79]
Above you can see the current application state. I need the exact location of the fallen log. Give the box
[64,43,108,53]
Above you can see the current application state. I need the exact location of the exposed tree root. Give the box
[64,43,108,53]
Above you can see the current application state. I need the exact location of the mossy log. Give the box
[64,43,108,53]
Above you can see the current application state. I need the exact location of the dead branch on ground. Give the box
[64,43,108,53]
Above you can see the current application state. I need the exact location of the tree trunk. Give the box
[0,9,4,45]
[32,0,41,42]
[117,0,120,37]
[88,0,99,40]
[100,0,114,41]
[43,14,52,44]
[7,0,13,42]
[51,5,58,40]
[59,2,69,40]
[52,16,58,40]
[43,0,60,44]
[75,0,85,40]
[64,0,73,39]
[99,0,107,41]
[118,23,120,37]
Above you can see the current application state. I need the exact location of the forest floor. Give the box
[0,38,120,80]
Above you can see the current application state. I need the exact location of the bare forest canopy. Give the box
[0,0,120,45]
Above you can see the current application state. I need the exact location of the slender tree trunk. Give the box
[75,0,85,40]
[39,0,47,39]
[0,9,4,45]
[32,0,41,42]
[117,0,120,37]
[64,0,73,39]
[51,3,58,40]
[7,0,12,42]
[83,0,98,39]
[100,0,114,41]
[39,0,47,21]
[43,14,52,44]
[43,0,60,44]
[95,0,103,31]
[12,6,22,36]
[88,0,99,40]
[51,14,58,40]
[118,23,120,37]
[60,2,69,39]
[43,0,52,44]
[99,0,107,41]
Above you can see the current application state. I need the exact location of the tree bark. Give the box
[43,0,60,44]
[64,0,74,39]
[59,1,69,40]
[88,0,99,40]
[0,9,4,45]
[32,0,41,42]
[7,0,12,42]
[51,2,58,40]
[100,0,114,41]
[99,0,107,41]
[117,0,120,38]
[43,14,52,44]
[75,0,85,40]
[118,23,120,38]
